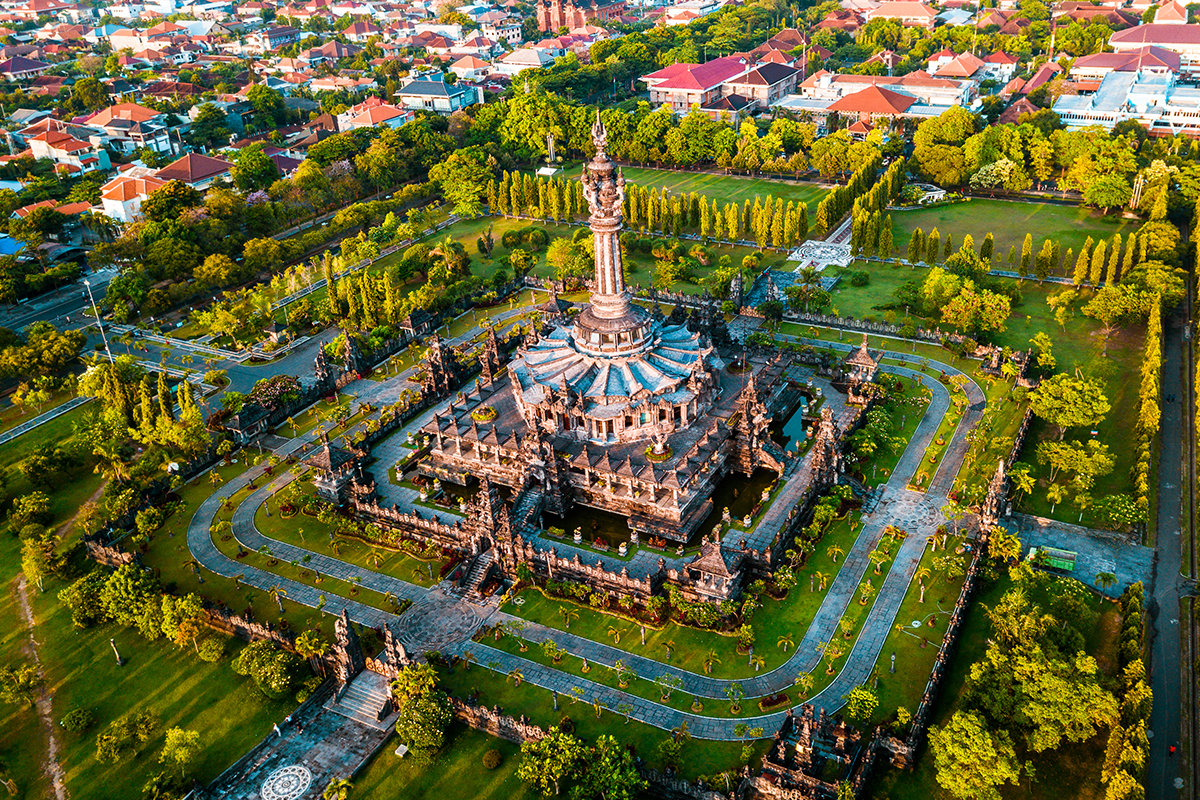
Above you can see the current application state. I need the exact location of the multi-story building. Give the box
[393,75,481,115]
[721,63,800,109]
[535,0,625,32]
[1109,24,1200,76]
[1054,68,1200,135]
[641,56,751,112]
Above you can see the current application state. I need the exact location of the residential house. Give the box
[865,49,903,73]
[393,75,480,114]
[0,55,49,79]
[1155,0,1189,24]
[247,25,300,52]
[334,96,415,130]
[934,52,986,80]
[492,47,555,76]
[450,55,490,81]
[343,18,382,41]
[154,152,232,190]
[981,51,1020,83]
[479,11,522,45]
[27,128,111,174]
[99,173,166,222]
[663,0,723,26]
[1070,45,1181,80]
[865,1,937,29]
[721,63,799,109]
[641,56,751,112]
[87,102,174,156]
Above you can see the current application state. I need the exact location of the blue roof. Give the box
[0,234,24,256]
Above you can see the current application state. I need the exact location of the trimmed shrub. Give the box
[483,749,502,769]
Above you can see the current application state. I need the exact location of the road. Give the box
[1148,306,1187,799]
[0,269,116,331]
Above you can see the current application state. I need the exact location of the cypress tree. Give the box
[784,201,799,247]
[1020,233,1033,276]
[138,376,157,439]
[815,202,830,237]
[1106,234,1122,284]
[1007,245,1016,264]
[1121,232,1136,278]
[742,199,752,236]
[980,232,994,261]
[908,228,923,264]
[689,192,700,228]
[1035,239,1053,280]
[648,188,659,231]
[726,203,740,240]
[926,228,940,263]
[510,181,523,216]
[486,179,497,213]
[523,173,537,210]
[496,173,510,215]
[158,370,174,422]
[771,205,785,248]
[943,232,953,260]
[1063,248,1074,282]
[671,195,683,236]
[1090,239,1107,285]
[798,203,809,241]
[879,216,893,258]
[699,197,712,239]
[1073,237,1094,285]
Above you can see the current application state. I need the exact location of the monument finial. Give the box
[591,108,607,154]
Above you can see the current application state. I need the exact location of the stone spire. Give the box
[578,109,635,326]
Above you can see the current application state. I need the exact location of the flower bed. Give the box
[471,406,498,422]
[645,445,673,463]
[758,693,791,712]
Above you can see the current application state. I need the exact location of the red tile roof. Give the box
[827,85,917,114]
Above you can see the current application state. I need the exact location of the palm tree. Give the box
[182,557,203,582]
[507,667,524,687]
[1047,483,1067,514]
[868,549,890,576]
[915,567,932,603]
[777,634,794,653]
[323,777,353,800]
[268,584,287,612]
[703,649,721,675]
[660,640,676,662]
[559,607,579,629]
[826,544,844,563]
[989,527,1022,565]
[607,626,622,645]
[460,650,476,671]
[749,653,766,672]
[813,571,828,591]
[1095,571,1117,592]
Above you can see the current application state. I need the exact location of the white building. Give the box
[1054,69,1200,135]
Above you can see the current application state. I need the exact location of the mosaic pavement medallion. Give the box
[261,765,312,800]
[399,593,481,652]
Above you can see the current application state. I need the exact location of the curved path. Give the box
[184,336,988,739]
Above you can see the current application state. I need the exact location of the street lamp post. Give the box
[84,278,115,365]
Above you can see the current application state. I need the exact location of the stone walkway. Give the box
[0,395,91,446]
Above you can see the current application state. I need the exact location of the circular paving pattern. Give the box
[261,765,312,800]
[399,593,482,652]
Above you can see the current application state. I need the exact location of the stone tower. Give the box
[332,608,366,685]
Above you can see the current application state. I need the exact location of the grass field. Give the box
[888,199,1136,277]
[32,579,295,800]
[353,722,536,800]
[613,166,827,210]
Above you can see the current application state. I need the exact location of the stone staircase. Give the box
[464,549,493,590]
[326,670,396,732]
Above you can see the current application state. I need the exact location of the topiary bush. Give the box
[558,716,575,734]
[482,749,502,769]
[197,636,226,663]
[850,270,870,286]
[61,708,94,733]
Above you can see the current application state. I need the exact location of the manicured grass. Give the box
[0,404,100,515]
[147,462,336,640]
[502,511,866,681]
[0,387,80,436]
[615,166,826,210]
[868,537,969,727]
[353,722,537,800]
[31,576,297,800]
[0,576,53,800]
[888,199,1136,278]
[435,663,769,780]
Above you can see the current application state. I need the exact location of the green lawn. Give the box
[0,576,52,800]
[32,577,296,800]
[353,722,537,800]
[888,200,1136,278]
[869,537,970,728]
[614,166,826,210]
[502,511,865,681]
[435,664,768,781]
